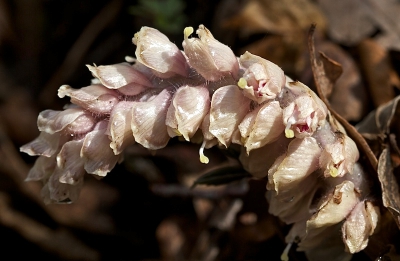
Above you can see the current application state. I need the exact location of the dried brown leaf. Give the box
[318,0,400,50]
[358,39,399,107]
[225,0,326,35]
[357,96,400,228]
[378,147,400,228]
[308,25,378,171]
[357,96,400,135]
[319,41,368,121]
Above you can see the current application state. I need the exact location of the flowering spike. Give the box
[20,24,376,260]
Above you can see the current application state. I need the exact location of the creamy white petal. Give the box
[133,27,188,78]
[20,132,62,157]
[268,137,321,194]
[131,89,172,149]
[87,63,152,89]
[108,101,135,155]
[56,140,85,185]
[58,84,119,114]
[81,121,120,176]
[307,180,359,230]
[183,25,239,81]
[209,85,251,147]
[238,52,285,104]
[25,155,56,181]
[342,201,379,253]
[239,100,284,153]
[166,85,210,141]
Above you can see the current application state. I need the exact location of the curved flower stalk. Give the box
[21,24,378,260]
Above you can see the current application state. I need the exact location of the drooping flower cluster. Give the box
[21,25,378,260]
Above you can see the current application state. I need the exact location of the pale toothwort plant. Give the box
[21,25,379,261]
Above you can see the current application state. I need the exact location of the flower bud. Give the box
[209,85,251,147]
[133,26,188,78]
[237,52,285,104]
[87,63,153,96]
[183,25,239,81]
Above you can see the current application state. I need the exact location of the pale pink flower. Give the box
[108,101,136,155]
[281,81,328,139]
[342,200,379,253]
[25,155,56,181]
[131,89,172,149]
[56,139,86,185]
[42,167,84,204]
[267,137,321,194]
[319,132,359,178]
[237,52,285,104]
[87,63,153,96]
[37,107,96,135]
[80,121,121,176]
[21,108,96,157]
[133,26,188,78]
[306,180,359,230]
[209,85,251,147]
[268,173,318,224]
[20,132,65,157]
[166,85,210,141]
[58,84,120,114]
[238,100,284,153]
[182,25,239,81]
